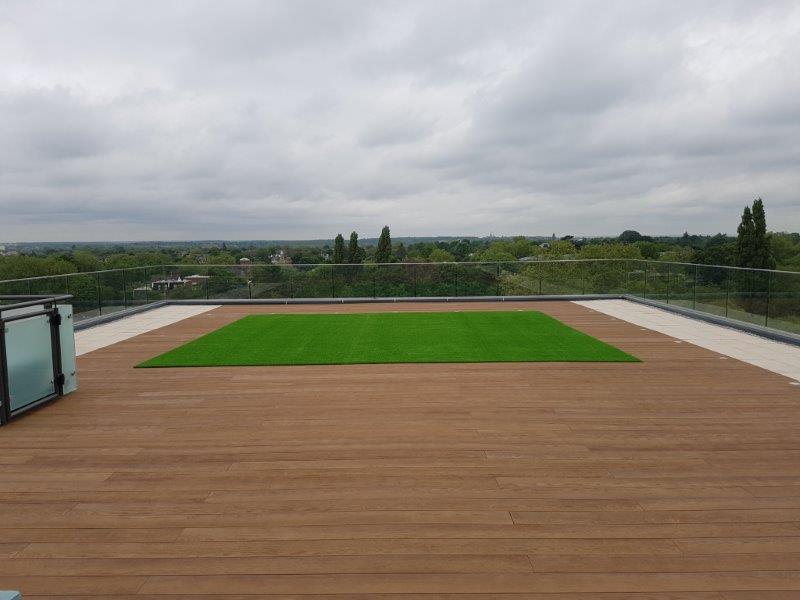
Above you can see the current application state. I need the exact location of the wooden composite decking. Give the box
[1,300,799,599]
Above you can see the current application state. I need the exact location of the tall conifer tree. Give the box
[347,231,363,264]
[375,226,392,263]
[332,234,345,264]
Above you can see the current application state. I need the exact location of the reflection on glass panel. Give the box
[290,265,333,298]
[99,270,126,315]
[693,265,728,316]
[207,265,249,299]
[68,273,100,321]
[250,265,292,299]
[626,261,646,298]
[728,269,769,326]
[414,263,456,297]
[374,264,414,297]
[5,313,55,411]
[584,260,626,294]
[767,271,800,334]
[667,264,694,309]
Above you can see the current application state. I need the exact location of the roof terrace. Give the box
[1,260,800,598]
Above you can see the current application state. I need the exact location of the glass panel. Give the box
[456,263,498,296]
[583,260,623,294]
[542,261,582,294]
[768,271,800,334]
[626,260,646,298]
[667,264,694,309]
[127,267,162,307]
[67,273,100,321]
[414,263,456,297]
[693,265,728,316]
[728,269,769,326]
[645,262,669,303]
[29,276,69,298]
[99,270,127,315]
[166,266,210,300]
[498,262,539,295]
[208,266,248,299]
[375,263,414,297]
[5,312,55,412]
[332,264,372,297]
[250,265,292,299]
[0,279,30,297]
[291,264,333,298]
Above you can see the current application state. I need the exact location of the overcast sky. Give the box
[1,1,799,242]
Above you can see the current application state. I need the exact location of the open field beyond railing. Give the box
[1,259,798,336]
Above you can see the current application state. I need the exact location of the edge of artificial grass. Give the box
[136,310,641,368]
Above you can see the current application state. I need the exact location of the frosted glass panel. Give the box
[58,305,78,394]
[6,313,55,411]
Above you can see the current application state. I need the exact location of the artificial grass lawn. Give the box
[137,311,639,368]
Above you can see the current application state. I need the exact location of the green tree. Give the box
[347,231,364,264]
[580,243,642,260]
[475,246,515,262]
[73,250,100,272]
[332,234,345,264]
[735,205,756,267]
[618,230,644,243]
[428,248,456,262]
[395,242,407,261]
[375,226,393,263]
[751,198,776,269]
[735,199,774,269]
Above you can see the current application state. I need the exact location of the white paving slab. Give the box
[574,299,800,382]
[75,305,220,356]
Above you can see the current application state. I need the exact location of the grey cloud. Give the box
[0,0,798,241]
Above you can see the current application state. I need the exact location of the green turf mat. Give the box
[137,311,639,367]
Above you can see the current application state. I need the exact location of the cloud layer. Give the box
[1,0,798,241]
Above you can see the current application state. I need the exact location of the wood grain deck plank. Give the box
[0,300,797,598]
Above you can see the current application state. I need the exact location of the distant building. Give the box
[138,274,210,292]
[184,275,210,286]
[270,250,292,264]
[150,277,185,292]
[235,257,252,278]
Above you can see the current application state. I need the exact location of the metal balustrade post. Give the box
[413,264,417,297]
[725,269,730,317]
[765,271,772,327]
[666,263,671,304]
[373,268,377,298]
[693,264,698,310]
[625,262,630,294]
[122,269,127,309]
[539,267,542,295]
[644,262,648,298]
[496,264,500,296]
[331,266,335,298]
[96,272,102,315]
[581,265,586,295]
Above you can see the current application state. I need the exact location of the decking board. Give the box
[1,301,799,598]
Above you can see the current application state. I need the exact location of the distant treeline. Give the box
[2,202,798,281]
